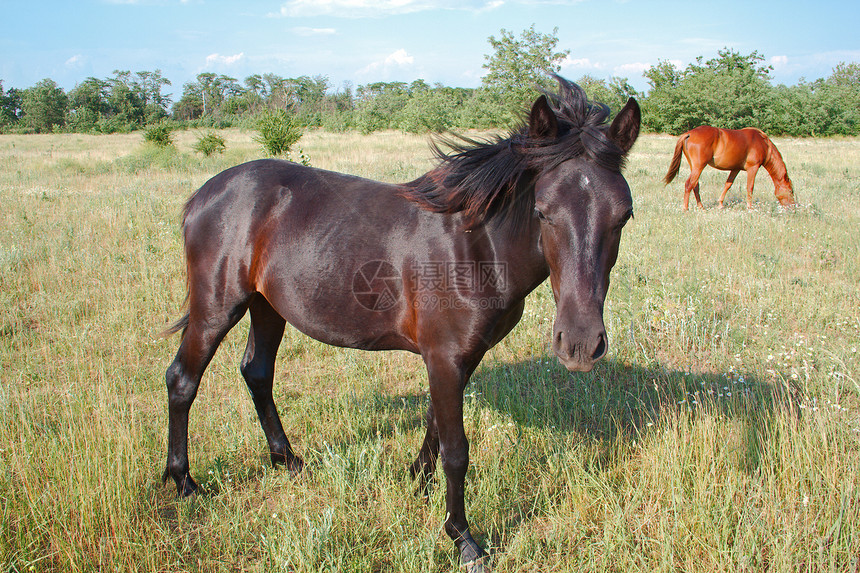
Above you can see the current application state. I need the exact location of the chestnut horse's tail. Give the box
[663,133,689,185]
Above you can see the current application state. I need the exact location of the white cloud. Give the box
[65,54,85,68]
[272,0,503,18]
[614,62,650,76]
[357,49,415,77]
[770,55,789,67]
[292,27,338,36]
[561,56,602,70]
[205,53,245,67]
[478,0,504,11]
[384,49,414,66]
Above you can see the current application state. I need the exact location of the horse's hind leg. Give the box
[164,303,248,496]
[718,170,740,208]
[409,402,439,494]
[683,165,705,210]
[692,183,704,210]
[240,294,303,474]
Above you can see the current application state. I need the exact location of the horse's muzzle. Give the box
[552,327,607,372]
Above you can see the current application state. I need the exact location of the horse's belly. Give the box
[259,269,418,353]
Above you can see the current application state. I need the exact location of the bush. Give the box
[192,132,226,156]
[322,110,353,133]
[143,123,173,147]
[254,110,303,156]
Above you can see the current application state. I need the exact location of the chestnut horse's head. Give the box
[527,87,640,371]
[774,176,796,207]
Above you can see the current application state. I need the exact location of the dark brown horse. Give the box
[162,77,640,571]
[664,125,795,210]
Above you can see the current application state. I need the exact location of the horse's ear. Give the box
[529,95,558,139]
[608,97,641,153]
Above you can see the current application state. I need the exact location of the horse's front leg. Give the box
[425,356,487,571]
[745,165,760,208]
[409,402,439,495]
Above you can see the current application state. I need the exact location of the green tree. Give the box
[262,73,290,110]
[21,78,68,133]
[814,62,860,135]
[254,109,303,157]
[454,88,506,129]
[481,25,570,123]
[135,70,172,123]
[396,84,460,133]
[0,81,23,128]
[67,77,110,131]
[292,75,330,126]
[106,70,146,130]
[642,60,683,133]
[240,74,266,115]
[172,81,204,121]
[642,49,777,134]
[354,82,409,133]
[575,75,640,117]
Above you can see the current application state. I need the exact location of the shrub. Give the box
[192,132,226,156]
[143,123,173,147]
[254,110,303,157]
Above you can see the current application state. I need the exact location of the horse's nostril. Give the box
[592,333,607,361]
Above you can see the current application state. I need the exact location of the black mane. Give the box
[400,76,629,228]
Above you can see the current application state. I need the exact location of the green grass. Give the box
[1,129,858,572]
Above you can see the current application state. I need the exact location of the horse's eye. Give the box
[534,208,551,224]
[617,212,634,231]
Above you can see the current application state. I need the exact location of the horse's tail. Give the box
[663,133,688,185]
[162,310,189,338]
[161,204,193,339]
[161,258,190,338]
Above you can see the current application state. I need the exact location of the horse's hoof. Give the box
[458,535,488,572]
[174,476,199,497]
[163,467,198,497]
[287,456,305,477]
[462,555,490,572]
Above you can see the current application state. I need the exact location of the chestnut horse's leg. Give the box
[424,355,487,570]
[240,294,303,474]
[745,164,760,208]
[409,402,439,494]
[683,165,706,211]
[718,170,740,208]
[163,304,247,496]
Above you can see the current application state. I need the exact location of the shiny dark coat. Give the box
[163,77,640,570]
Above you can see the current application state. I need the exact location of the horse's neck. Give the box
[485,216,549,296]
[763,140,789,183]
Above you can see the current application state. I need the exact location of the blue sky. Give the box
[2,0,858,96]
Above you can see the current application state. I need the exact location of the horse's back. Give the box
[184,159,371,227]
[684,126,767,171]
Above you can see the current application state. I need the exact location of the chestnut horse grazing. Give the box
[664,125,795,210]
[162,77,640,571]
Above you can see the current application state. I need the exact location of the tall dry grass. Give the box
[0,128,858,572]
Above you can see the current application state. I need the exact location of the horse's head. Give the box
[528,90,640,372]
[775,177,796,207]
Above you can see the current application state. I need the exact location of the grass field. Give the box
[1,127,858,572]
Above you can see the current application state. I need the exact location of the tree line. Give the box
[1,27,857,137]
